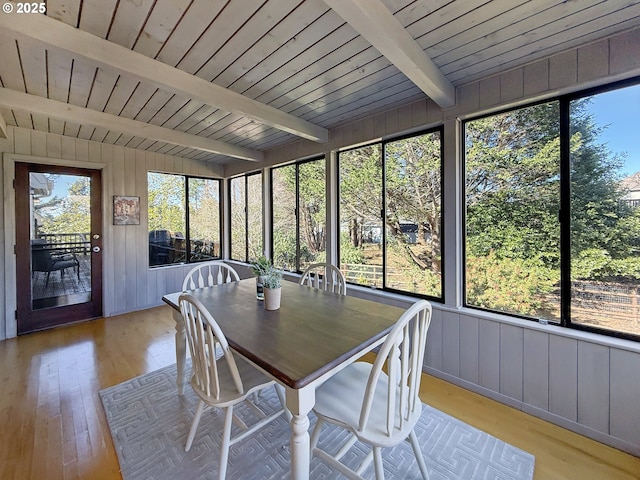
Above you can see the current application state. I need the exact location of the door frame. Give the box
[3,153,106,339]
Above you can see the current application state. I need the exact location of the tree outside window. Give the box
[271,158,326,272]
[464,81,640,339]
[229,173,263,262]
[339,130,443,299]
[148,172,220,267]
[569,83,640,338]
[465,102,561,319]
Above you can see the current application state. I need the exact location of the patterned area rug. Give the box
[100,364,535,480]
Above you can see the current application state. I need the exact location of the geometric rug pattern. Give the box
[100,363,535,480]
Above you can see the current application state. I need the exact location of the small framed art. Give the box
[113,195,140,225]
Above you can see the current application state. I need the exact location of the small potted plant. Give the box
[262,265,283,310]
[250,255,272,300]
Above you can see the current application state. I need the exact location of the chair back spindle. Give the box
[299,263,347,295]
[180,294,244,399]
[182,261,240,291]
[359,300,431,436]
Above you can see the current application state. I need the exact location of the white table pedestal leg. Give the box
[172,309,186,395]
[286,386,315,480]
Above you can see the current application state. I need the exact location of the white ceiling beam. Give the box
[0,88,263,161]
[0,110,7,139]
[323,0,456,108]
[0,13,329,143]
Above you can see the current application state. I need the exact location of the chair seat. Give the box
[51,258,79,270]
[314,362,422,448]
[191,354,275,408]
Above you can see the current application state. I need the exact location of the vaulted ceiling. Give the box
[0,0,638,167]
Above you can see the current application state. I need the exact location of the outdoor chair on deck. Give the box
[31,239,80,287]
[310,300,433,480]
[179,293,286,480]
[299,262,347,295]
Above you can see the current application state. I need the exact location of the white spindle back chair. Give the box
[182,261,240,291]
[310,300,433,480]
[299,262,347,295]
[179,294,286,480]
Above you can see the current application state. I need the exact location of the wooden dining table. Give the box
[162,277,405,480]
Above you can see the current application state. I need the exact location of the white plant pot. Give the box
[263,286,281,310]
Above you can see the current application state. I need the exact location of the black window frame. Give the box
[148,172,222,267]
[228,171,263,263]
[269,155,326,273]
[462,76,640,342]
[337,127,445,302]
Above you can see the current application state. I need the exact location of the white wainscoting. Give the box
[343,283,640,458]
[429,308,640,457]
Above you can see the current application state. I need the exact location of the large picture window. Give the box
[339,130,443,299]
[569,83,640,338]
[464,80,640,339]
[148,172,221,267]
[464,102,561,319]
[271,157,326,272]
[229,172,263,262]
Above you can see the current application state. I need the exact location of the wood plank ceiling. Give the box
[0,0,638,167]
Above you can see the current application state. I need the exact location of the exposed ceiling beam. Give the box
[0,13,329,143]
[0,110,7,139]
[323,0,456,108]
[0,88,263,162]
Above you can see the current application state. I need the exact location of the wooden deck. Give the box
[31,253,91,305]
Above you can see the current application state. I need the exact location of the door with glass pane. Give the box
[15,163,103,334]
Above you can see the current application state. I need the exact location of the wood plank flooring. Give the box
[0,306,638,480]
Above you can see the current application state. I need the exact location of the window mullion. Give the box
[381,142,387,290]
[185,177,191,264]
[244,175,249,263]
[295,164,301,273]
[559,98,571,327]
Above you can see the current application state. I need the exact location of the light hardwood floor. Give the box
[0,306,638,480]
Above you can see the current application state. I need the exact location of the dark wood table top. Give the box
[163,278,405,389]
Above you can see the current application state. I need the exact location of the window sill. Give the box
[343,282,640,354]
[227,263,640,354]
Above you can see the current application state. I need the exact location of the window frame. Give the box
[462,77,640,342]
[269,155,326,273]
[228,171,263,263]
[147,172,222,268]
[337,127,445,302]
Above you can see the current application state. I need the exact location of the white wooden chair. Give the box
[182,260,240,291]
[299,262,347,295]
[310,300,433,480]
[179,293,286,480]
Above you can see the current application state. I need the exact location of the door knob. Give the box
[92,246,101,253]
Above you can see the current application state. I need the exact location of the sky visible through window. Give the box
[587,84,640,176]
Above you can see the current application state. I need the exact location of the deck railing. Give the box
[36,233,91,255]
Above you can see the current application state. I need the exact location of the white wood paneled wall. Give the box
[427,309,640,457]
[0,125,223,339]
[344,285,640,457]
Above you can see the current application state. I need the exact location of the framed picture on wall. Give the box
[113,195,140,225]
